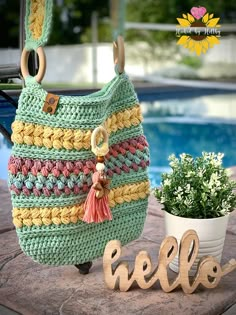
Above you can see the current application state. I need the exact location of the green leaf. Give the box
[153,152,236,218]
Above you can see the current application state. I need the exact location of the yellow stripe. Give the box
[12,180,150,228]
[11,106,142,150]
[29,0,45,40]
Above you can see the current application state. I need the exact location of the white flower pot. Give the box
[164,211,229,276]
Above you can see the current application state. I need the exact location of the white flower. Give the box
[169,154,179,168]
[180,153,187,159]
[186,171,193,178]
[208,180,213,189]
[222,200,230,211]
[174,186,183,195]
[169,154,176,160]
[163,179,171,187]
[169,161,178,168]
[220,200,230,215]
[220,209,227,215]
[209,173,221,188]
[215,180,221,187]
[211,159,221,167]
[210,188,216,196]
[160,196,166,203]
[184,198,192,206]
[211,173,219,181]
[186,184,191,192]
[206,153,224,167]
[176,194,182,201]
[203,181,209,188]
[180,153,193,163]
[202,152,210,160]
[198,171,203,177]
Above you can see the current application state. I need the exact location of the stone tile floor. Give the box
[0,175,235,315]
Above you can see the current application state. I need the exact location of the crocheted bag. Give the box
[8,1,150,266]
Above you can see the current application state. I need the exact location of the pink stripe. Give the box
[8,157,96,175]
[8,135,148,175]
[9,135,149,197]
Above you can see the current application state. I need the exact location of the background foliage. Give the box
[126,0,236,44]
[0,0,236,48]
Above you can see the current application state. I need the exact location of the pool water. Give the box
[141,93,236,186]
[143,120,236,186]
[1,92,236,187]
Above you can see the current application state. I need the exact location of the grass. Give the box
[0,83,22,90]
[42,82,103,89]
[0,82,103,91]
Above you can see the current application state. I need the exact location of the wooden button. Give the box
[49,97,55,104]
[47,106,52,113]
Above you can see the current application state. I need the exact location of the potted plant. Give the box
[154,152,236,275]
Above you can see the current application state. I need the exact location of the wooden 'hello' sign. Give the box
[103,230,236,293]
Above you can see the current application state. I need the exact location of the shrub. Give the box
[154,152,236,218]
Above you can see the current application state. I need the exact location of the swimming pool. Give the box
[141,93,236,186]
[1,89,236,187]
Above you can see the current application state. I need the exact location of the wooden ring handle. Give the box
[20,47,46,83]
[113,35,125,74]
[91,126,109,157]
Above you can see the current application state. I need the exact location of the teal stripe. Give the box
[11,170,149,208]
[9,172,93,188]
[12,124,144,160]
[17,198,148,265]
[17,74,139,129]
[111,170,149,188]
[12,145,93,161]
[12,193,87,208]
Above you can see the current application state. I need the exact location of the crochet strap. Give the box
[24,0,53,51]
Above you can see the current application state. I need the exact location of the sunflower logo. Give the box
[176,6,221,55]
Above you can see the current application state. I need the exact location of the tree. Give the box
[0,0,20,48]
[125,0,236,44]
[48,0,110,45]
[1,0,236,48]
[0,0,110,48]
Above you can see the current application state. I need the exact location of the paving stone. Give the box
[0,181,235,315]
[0,180,14,234]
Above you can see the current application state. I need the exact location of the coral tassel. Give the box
[83,125,112,224]
[83,171,112,223]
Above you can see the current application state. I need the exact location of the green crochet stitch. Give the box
[9,73,150,265]
[24,0,53,51]
[8,0,150,266]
